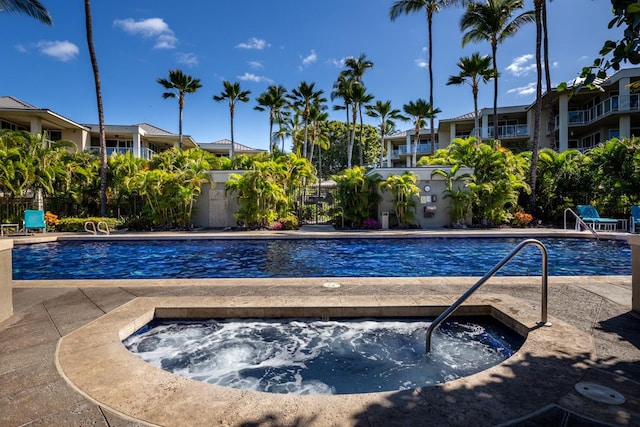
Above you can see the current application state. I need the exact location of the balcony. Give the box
[481,124,528,139]
[86,147,156,160]
[557,94,640,129]
[392,143,438,158]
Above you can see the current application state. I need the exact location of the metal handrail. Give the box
[564,208,599,240]
[425,239,551,353]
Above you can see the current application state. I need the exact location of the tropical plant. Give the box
[287,81,326,160]
[446,52,494,138]
[402,99,441,166]
[0,0,51,23]
[254,84,288,153]
[461,0,534,139]
[390,0,462,147]
[366,100,406,167]
[318,121,382,176]
[333,166,382,228]
[84,0,108,216]
[213,81,251,158]
[157,69,203,150]
[379,172,420,227]
[431,167,473,227]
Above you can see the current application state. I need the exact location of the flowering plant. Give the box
[362,218,381,229]
[513,211,533,227]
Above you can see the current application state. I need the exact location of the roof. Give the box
[138,123,175,136]
[198,139,266,152]
[0,96,39,110]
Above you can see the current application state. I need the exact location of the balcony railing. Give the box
[86,147,156,160]
[480,124,528,139]
[391,143,438,158]
[556,94,640,129]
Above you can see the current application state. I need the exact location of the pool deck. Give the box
[1,229,639,426]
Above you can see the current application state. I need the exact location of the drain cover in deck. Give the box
[575,382,625,404]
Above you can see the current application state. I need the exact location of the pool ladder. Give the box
[84,221,110,235]
[563,208,599,240]
[425,239,551,353]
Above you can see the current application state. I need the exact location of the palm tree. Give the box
[446,52,495,139]
[254,84,288,154]
[390,0,462,147]
[157,69,202,150]
[342,53,374,83]
[530,0,544,216]
[287,81,326,160]
[542,0,555,151]
[331,74,355,164]
[403,99,441,167]
[213,81,251,158]
[461,0,534,139]
[84,0,108,216]
[352,84,374,167]
[0,0,51,23]
[366,100,406,167]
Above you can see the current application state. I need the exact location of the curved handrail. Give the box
[96,221,110,235]
[84,221,97,235]
[564,208,599,240]
[425,239,551,353]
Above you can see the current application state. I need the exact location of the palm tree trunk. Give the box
[428,10,435,149]
[358,104,364,166]
[379,123,386,168]
[473,86,479,140]
[542,0,556,151]
[230,110,235,158]
[84,0,107,217]
[530,3,543,216]
[178,96,184,150]
[492,41,499,141]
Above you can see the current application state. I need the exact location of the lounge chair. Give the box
[23,209,46,234]
[631,206,640,233]
[576,205,618,231]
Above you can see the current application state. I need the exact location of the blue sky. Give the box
[0,0,625,151]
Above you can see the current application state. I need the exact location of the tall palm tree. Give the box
[0,0,51,23]
[542,0,555,151]
[83,0,108,216]
[366,100,406,167]
[342,53,374,83]
[287,81,326,160]
[446,52,495,139]
[331,74,355,164]
[157,69,202,150]
[254,84,288,154]
[461,0,534,139]
[390,0,462,146]
[213,81,251,158]
[530,0,544,216]
[402,99,441,167]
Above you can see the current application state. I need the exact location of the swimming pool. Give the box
[12,237,630,280]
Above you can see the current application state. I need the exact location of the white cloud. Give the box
[506,54,536,77]
[507,82,537,96]
[14,44,27,53]
[328,57,345,68]
[237,72,274,84]
[36,40,79,62]
[415,59,428,69]
[301,50,317,66]
[113,18,177,49]
[248,61,263,69]
[236,37,270,50]
[177,52,199,67]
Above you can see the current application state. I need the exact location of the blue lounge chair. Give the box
[576,205,618,231]
[631,206,640,233]
[23,209,46,234]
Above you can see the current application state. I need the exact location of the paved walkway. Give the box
[1,231,639,426]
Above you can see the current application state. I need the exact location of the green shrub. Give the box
[57,217,119,232]
[278,215,299,230]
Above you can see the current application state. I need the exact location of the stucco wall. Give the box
[0,239,13,323]
[374,167,473,229]
[192,171,241,229]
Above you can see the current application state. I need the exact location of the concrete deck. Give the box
[1,230,639,426]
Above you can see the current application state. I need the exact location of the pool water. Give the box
[123,316,524,395]
[12,237,630,280]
